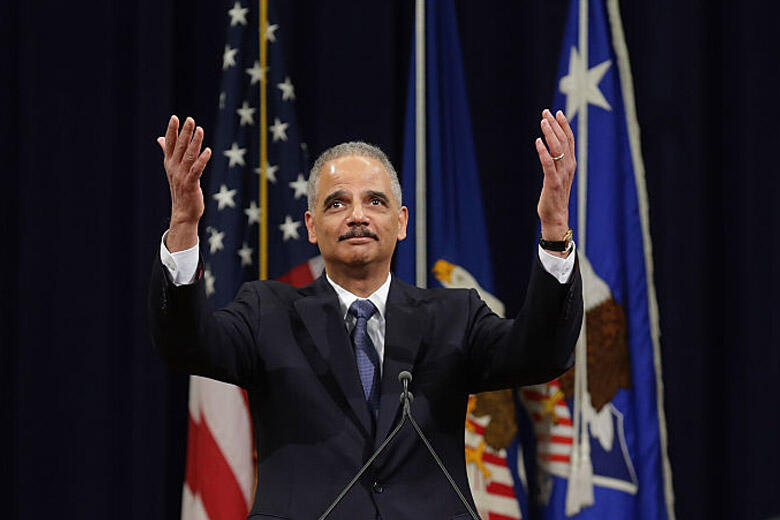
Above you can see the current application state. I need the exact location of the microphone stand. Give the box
[318,372,481,520]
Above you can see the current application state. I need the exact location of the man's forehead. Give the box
[318,156,391,191]
[323,154,386,175]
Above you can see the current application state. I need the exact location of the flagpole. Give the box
[566,0,594,515]
[414,0,427,288]
[259,0,269,281]
[577,0,588,251]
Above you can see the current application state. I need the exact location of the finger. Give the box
[189,147,212,180]
[541,117,563,159]
[556,110,576,156]
[555,110,577,180]
[544,109,569,153]
[164,115,179,158]
[157,137,166,154]
[181,126,204,172]
[173,117,195,163]
[535,137,559,185]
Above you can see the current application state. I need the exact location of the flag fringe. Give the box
[605,0,676,518]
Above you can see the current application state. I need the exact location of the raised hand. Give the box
[157,115,212,252]
[534,109,576,256]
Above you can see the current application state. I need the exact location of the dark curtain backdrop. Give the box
[2,1,778,519]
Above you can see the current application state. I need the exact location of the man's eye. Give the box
[370,198,383,206]
[329,200,343,208]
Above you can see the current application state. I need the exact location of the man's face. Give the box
[305,154,408,270]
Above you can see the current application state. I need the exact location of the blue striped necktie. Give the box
[348,299,381,423]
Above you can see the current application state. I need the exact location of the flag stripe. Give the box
[481,452,507,467]
[185,415,249,520]
[195,378,255,504]
[489,511,522,520]
[486,482,517,498]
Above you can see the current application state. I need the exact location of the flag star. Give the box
[204,267,216,296]
[219,91,226,109]
[277,76,295,101]
[278,215,302,241]
[244,200,261,225]
[237,242,253,267]
[212,184,238,210]
[266,22,279,42]
[288,173,308,200]
[254,162,278,183]
[227,1,249,26]
[246,61,267,85]
[558,46,612,120]
[207,227,225,254]
[269,117,289,142]
[223,142,247,167]
[236,101,256,126]
[223,45,239,70]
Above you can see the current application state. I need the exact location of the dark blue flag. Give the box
[396,1,529,517]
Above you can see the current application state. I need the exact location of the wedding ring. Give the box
[552,152,565,161]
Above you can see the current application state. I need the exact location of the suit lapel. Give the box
[294,277,374,438]
[374,278,426,449]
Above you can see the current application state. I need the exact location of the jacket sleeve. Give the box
[147,252,263,389]
[463,253,583,393]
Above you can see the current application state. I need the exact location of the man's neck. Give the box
[325,262,391,298]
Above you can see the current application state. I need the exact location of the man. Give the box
[149,110,582,519]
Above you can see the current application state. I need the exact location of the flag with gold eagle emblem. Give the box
[519,0,675,518]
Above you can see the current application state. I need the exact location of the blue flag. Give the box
[519,0,675,518]
[396,1,530,518]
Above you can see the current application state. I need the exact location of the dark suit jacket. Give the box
[148,253,582,519]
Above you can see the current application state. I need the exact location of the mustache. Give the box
[339,226,378,241]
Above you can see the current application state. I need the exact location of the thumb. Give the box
[157,137,166,154]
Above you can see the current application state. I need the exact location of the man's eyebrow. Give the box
[322,189,348,208]
[366,190,390,203]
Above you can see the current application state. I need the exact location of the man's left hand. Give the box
[535,109,576,256]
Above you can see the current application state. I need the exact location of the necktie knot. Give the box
[349,299,377,321]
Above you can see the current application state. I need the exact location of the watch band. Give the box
[540,228,573,252]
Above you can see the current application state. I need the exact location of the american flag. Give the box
[182,1,321,518]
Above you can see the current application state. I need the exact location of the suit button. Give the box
[372,481,383,494]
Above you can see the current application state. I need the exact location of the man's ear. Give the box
[304,210,318,244]
[396,206,409,241]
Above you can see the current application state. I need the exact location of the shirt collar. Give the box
[325,272,392,321]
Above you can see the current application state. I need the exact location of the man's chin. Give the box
[335,248,378,268]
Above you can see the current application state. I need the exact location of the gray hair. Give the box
[307,141,402,212]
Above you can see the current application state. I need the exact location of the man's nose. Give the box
[347,202,368,225]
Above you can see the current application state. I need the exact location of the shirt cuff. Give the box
[538,242,576,284]
[160,230,200,286]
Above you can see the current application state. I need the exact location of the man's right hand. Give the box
[157,115,212,252]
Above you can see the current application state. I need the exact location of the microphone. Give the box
[398,370,412,388]
[319,371,479,520]
[398,370,413,411]
[398,372,480,520]
[318,372,413,520]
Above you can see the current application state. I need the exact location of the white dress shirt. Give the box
[158,232,577,369]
